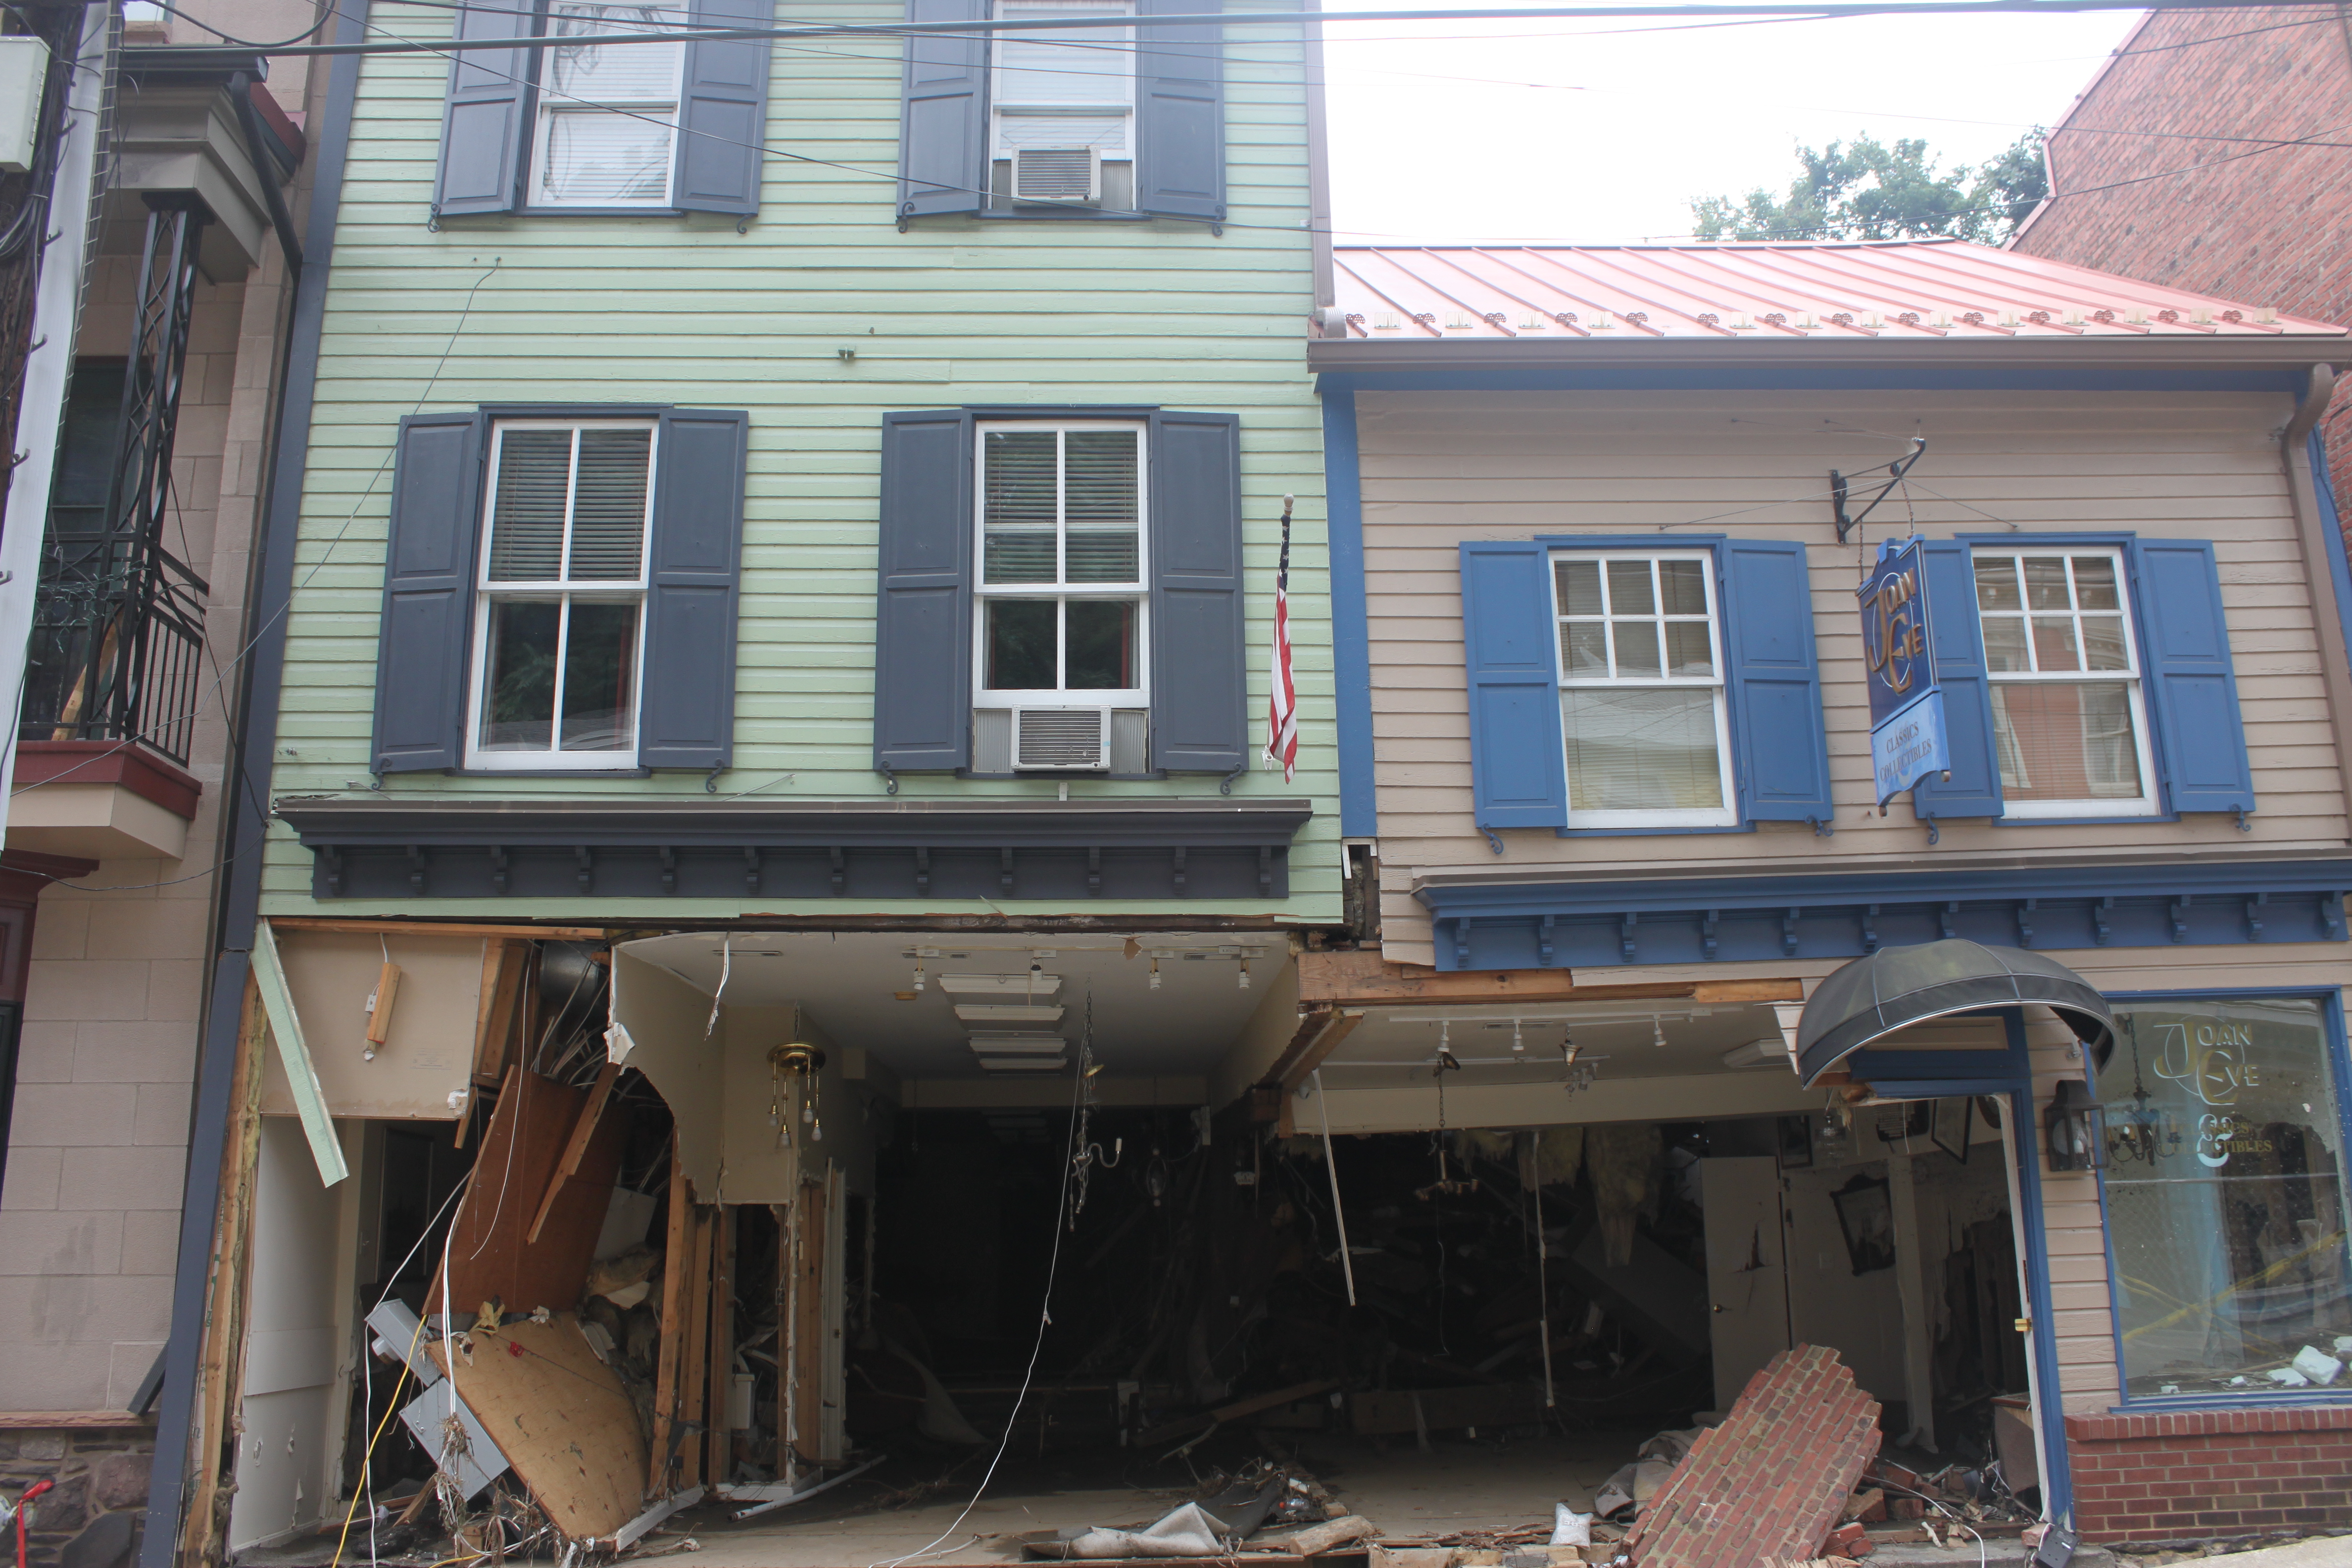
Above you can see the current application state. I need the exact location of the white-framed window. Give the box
[465,419,656,769]
[1971,547,2159,818]
[990,0,1135,206]
[531,3,686,208]
[1549,550,1737,829]
[973,420,1147,708]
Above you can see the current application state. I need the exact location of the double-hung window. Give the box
[429,0,770,220]
[1550,550,1736,828]
[974,422,1147,770]
[467,421,655,769]
[1971,547,2159,818]
[533,4,687,207]
[990,1,1137,208]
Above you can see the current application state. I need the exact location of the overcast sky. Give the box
[1316,5,2146,243]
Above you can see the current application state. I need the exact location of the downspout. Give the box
[2276,364,2352,834]
[137,2,369,1563]
[230,72,304,275]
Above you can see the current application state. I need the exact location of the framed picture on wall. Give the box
[1831,1172,1896,1274]
[1931,1096,1973,1163]
[1776,1114,1813,1170]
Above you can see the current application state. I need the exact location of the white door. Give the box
[1699,1157,1791,1413]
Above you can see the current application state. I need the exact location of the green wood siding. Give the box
[264,0,1336,921]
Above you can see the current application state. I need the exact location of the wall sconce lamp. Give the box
[2045,1078,2105,1172]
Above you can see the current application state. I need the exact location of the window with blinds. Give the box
[532,3,686,207]
[1550,550,1737,828]
[467,420,655,768]
[1971,547,2159,817]
[975,422,1146,755]
[990,0,1135,208]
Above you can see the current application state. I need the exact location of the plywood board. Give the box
[259,930,493,1120]
[434,1069,630,1317]
[423,1314,650,1543]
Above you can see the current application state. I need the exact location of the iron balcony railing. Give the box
[20,528,208,767]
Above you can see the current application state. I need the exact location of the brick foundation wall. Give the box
[2009,7,2352,505]
[0,1426,155,1568]
[2064,1406,2352,1541]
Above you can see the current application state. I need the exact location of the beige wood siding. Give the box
[1357,389,2352,966]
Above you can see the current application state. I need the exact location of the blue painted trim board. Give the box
[2000,1010,2075,1522]
[1321,386,1376,836]
[2309,430,2352,699]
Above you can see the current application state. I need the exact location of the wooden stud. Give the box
[270,918,609,939]
[791,1177,827,1472]
[365,960,402,1046]
[649,1151,690,1495]
[524,1062,621,1244]
[1296,949,1803,1008]
[707,1206,735,1472]
[179,977,270,1568]
[678,1206,715,1488]
[472,938,528,1086]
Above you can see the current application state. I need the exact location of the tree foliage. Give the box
[1690,129,2048,243]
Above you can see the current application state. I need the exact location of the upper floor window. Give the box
[991,2,1137,209]
[1550,550,1736,829]
[370,406,749,778]
[895,0,1226,225]
[468,421,655,768]
[534,4,688,207]
[1971,547,2158,818]
[977,422,1146,705]
[430,0,769,222]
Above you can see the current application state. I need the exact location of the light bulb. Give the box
[1149,958,1161,990]
[1238,960,1250,991]
[913,960,926,992]
[1512,1020,1524,1054]
[1652,1020,1667,1049]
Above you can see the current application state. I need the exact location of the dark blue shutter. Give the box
[674,0,771,215]
[1149,412,1246,773]
[2130,538,2254,815]
[639,411,747,771]
[372,414,485,774]
[1718,539,1833,824]
[1460,542,1568,830]
[1134,0,1225,220]
[896,0,988,218]
[874,411,974,771]
[1910,539,2004,821]
[433,0,529,217]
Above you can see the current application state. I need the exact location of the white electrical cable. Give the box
[1312,1069,1357,1307]
[869,1052,1090,1568]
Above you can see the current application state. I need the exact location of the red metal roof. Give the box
[1328,239,2346,342]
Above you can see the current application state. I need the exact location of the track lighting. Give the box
[1512,1019,1524,1054]
[913,957,926,992]
[1652,1020,1667,1049]
[1238,958,1251,990]
[1149,957,1161,990]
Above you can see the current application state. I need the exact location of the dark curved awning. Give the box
[1797,939,2115,1086]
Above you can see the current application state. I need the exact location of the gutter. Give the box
[137,1,371,1563]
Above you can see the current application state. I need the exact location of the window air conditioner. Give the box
[1013,146,1101,203]
[1013,707,1111,770]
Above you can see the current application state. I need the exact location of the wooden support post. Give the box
[707,1206,735,1480]
[649,1148,690,1495]
[679,1206,714,1488]
[791,1177,827,1472]
[179,978,270,1568]
[525,1061,620,1244]
[365,960,402,1046]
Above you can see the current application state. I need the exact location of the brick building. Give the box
[2010,5,2352,501]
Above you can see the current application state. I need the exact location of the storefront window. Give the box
[2098,996,2352,1399]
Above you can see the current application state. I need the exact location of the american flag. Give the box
[1265,494,1298,783]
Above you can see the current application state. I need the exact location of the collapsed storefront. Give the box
[187,914,2352,1567]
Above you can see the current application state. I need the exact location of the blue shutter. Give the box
[1910,539,2005,822]
[372,414,484,774]
[1147,411,1246,773]
[673,0,772,215]
[2130,538,2254,815]
[1134,0,1225,221]
[638,410,748,771]
[432,0,528,218]
[1460,542,1567,830]
[896,0,988,218]
[1718,539,1833,824]
[873,411,974,771]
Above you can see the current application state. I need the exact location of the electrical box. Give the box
[0,38,47,175]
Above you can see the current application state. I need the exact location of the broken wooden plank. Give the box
[250,919,349,1186]
[271,918,608,939]
[1274,1011,1366,1137]
[473,937,527,1087]
[649,1152,691,1495]
[1296,951,1803,1008]
[680,1205,715,1488]
[525,1062,622,1244]
[1137,1378,1341,1446]
[365,960,402,1047]
[433,1067,629,1317]
[422,1315,648,1541]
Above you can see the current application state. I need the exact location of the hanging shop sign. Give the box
[1858,536,1948,808]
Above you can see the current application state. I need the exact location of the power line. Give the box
[135,0,2307,61]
